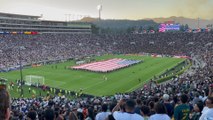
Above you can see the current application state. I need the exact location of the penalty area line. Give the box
[83,80,107,90]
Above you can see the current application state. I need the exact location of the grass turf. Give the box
[0,54,185,96]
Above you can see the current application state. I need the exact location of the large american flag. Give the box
[72,58,141,72]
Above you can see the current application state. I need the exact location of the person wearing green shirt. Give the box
[174,94,190,120]
[28,87,31,93]
[32,89,36,95]
[50,88,52,93]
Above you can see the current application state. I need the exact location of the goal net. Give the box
[25,75,45,86]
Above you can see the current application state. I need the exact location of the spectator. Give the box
[44,108,55,120]
[163,94,174,118]
[95,104,111,120]
[112,99,144,120]
[105,103,116,120]
[199,97,213,120]
[149,102,170,120]
[174,94,190,120]
[140,105,150,120]
[134,99,142,115]
[0,84,10,120]
[27,110,37,120]
[85,107,94,120]
[190,101,203,120]
[204,97,213,119]
[69,107,78,120]
[148,101,156,116]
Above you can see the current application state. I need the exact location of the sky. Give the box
[0,0,213,21]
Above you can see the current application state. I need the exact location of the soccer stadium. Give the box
[0,1,213,120]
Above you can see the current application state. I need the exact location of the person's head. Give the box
[154,102,167,114]
[87,107,94,119]
[71,106,78,113]
[27,110,37,120]
[180,94,188,104]
[125,99,136,113]
[205,97,213,108]
[140,105,150,116]
[148,101,155,110]
[0,85,10,120]
[194,92,199,97]
[109,103,116,112]
[44,108,55,120]
[193,101,204,113]
[163,94,169,102]
[136,99,142,105]
[101,104,108,112]
[173,96,178,104]
[154,97,159,103]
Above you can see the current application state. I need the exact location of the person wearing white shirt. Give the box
[149,102,171,120]
[199,97,213,120]
[95,104,111,120]
[199,100,208,120]
[112,99,144,120]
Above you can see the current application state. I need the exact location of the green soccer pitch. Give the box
[0,54,186,96]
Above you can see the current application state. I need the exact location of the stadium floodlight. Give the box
[97,4,102,11]
[97,4,102,20]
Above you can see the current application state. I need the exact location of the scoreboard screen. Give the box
[159,23,180,32]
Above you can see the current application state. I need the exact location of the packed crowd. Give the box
[0,34,110,69]
[0,32,212,69]
[0,32,213,120]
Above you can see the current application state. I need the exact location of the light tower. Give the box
[198,17,200,28]
[97,4,102,20]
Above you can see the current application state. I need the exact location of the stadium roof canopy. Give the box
[0,12,41,19]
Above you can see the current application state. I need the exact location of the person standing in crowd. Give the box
[95,104,111,120]
[199,97,213,120]
[163,94,174,118]
[112,99,144,120]
[69,107,78,120]
[204,97,213,119]
[134,99,142,115]
[44,108,55,120]
[85,107,95,120]
[174,94,190,120]
[27,110,37,120]
[149,102,170,120]
[0,85,10,120]
[148,101,156,116]
[104,103,116,120]
[190,101,203,120]
[140,105,150,120]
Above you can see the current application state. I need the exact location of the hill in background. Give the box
[146,16,213,29]
[80,17,158,33]
[80,16,213,29]
[81,17,157,29]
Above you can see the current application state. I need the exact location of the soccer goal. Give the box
[25,75,45,86]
